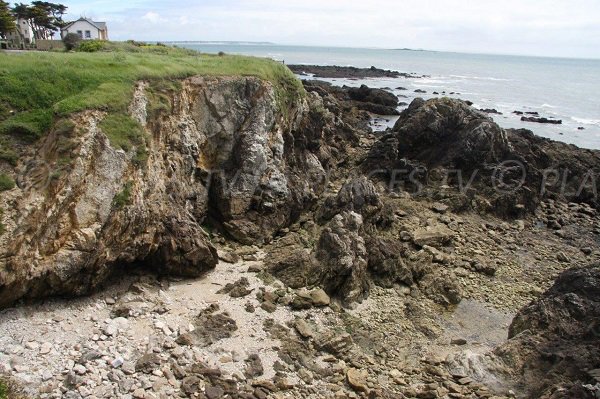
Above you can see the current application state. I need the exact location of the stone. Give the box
[412,225,455,248]
[310,289,331,307]
[261,301,277,313]
[205,385,225,399]
[294,319,315,339]
[244,354,264,379]
[347,368,369,392]
[73,364,87,375]
[556,252,570,262]
[135,353,161,374]
[451,338,467,346]
[111,357,124,368]
[432,202,449,213]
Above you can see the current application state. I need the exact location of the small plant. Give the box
[0,208,4,236]
[62,33,81,51]
[0,173,14,191]
[77,40,105,53]
[113,182,133,208]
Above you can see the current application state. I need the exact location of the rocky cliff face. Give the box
[0,76,356,308]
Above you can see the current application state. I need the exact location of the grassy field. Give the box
[0,42,304,146]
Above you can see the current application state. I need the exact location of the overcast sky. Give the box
[63,0,600,58]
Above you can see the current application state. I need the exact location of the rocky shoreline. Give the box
[287,65,426,79]
[1,70,600,399]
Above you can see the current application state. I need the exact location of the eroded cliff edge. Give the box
[0,75,361,308]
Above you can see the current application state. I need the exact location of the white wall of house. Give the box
[63,20,101,40]
[6,18,35,43]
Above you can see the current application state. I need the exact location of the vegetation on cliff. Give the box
[0,42,304,156]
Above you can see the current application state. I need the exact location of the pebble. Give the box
[73,364,87,375]
[111,357,125,368]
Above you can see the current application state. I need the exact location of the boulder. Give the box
[412,225,455,248]
[492,265,600,398]
[315,212,370,303]
[316,177,381,222]
[365,97,600,217]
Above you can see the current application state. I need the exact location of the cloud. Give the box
[141,11,163,23]
[62,0,600,58]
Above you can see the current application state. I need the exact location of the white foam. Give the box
[571,117,600,125]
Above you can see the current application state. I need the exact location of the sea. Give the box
[173,42,600,150]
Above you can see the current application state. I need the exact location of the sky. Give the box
[61,0,600,58]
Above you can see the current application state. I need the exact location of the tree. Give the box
[62,31,79,50]
[0,0,16,39]
[11,2,67,40]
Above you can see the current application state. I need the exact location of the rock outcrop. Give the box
[0,76,352,308]
[495,265,600,398]
[365,97,600,217]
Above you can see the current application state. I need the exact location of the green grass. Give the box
[99,114,145,152]
[0,43,304,146]
[0,208,4,237]
[0,174,15,191]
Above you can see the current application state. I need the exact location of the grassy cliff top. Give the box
[0,42,304,141]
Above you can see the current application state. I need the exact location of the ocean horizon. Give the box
[174,42,600,150]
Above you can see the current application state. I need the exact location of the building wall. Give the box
[63,21,101,40]
[36,40,65,51]
[6,18,35,44]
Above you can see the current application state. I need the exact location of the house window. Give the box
[77,30,83,38]
[85,30,91,39]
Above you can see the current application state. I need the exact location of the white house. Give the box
[6,18,35,44]
[61,18,109,40]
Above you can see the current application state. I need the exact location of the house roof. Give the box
[62,18,107,32]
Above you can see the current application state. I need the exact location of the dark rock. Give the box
[289,296,312,310]
[366,237,414,288]
[314,212,370,304]
[316,177,381,222]
[414,89,427,93]
[365,97,600,217]
[347,85,398,108]
[135,353,161,374]
[217,278,253,298]
[180,304,237,347]
[495,265,600,397]
[480,108,502,115]
[244,354,264,379]
[521,116,562,124]
[181,376,202,395]
[288,64,421,79]
[205,386,225,399]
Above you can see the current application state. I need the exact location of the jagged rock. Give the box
[315,212,370,303]
[316,177,381,222]
[492,265,600,397]
[365,97,600,217]
[366,237,414,288]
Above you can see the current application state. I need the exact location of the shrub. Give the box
[0,173,14,191]
[113,182,133,208]
[77,40,105,53]
[62,33,81,51]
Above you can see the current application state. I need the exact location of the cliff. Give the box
[0,50,360,308]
